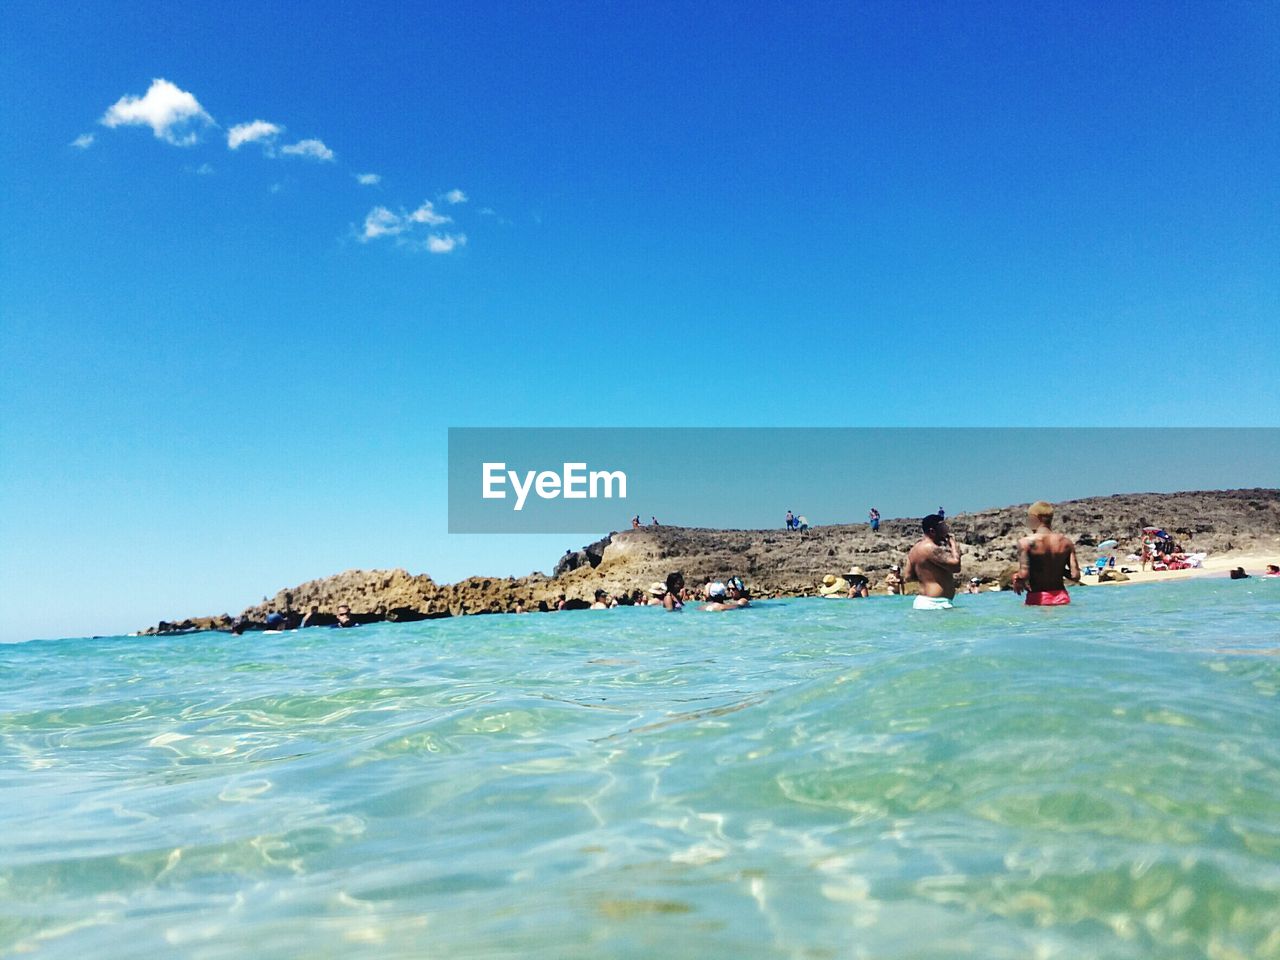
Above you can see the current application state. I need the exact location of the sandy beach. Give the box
[1078,549,1279,588]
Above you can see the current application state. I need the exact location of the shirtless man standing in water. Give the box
[904,514,963,609]
[1013,500,1080,606]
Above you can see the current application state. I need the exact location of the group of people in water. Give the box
[240,502,1276,629]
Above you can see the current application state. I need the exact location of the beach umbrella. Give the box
[1097,539,1118,550]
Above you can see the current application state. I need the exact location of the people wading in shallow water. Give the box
[1012,500,1080,606]
[904,514,962,610]
[883,564,903,595]
[662,572,684,611]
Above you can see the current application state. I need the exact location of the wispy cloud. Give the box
[426,233,466,254]
[361,206,406,240]
[228,119,281,150]
[86,80,483,255]
[359,202,466,253]
[280,138,335,161]
[100,78,214,146]
[409,201,450,226]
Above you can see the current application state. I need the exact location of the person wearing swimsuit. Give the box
[1013,501,1080,606]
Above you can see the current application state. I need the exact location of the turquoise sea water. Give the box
[3,579,1279,959]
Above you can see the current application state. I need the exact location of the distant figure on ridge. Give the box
[651,516,660,526]
[1012,501,1080,606]
[868,508,880,532]
[631,515,641,529]
[904,514,962,610]
[785,509,796,531]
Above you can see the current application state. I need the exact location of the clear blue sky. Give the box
[1,1,1277,642]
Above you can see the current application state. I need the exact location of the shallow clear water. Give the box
[3,579,1279,959]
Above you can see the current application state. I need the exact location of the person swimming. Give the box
[845,566,869,598]
[662,572,685,611]
[1012,501,1080,606]
[883,564,904,595]
[702,580,749,611]
[905,514,962,609]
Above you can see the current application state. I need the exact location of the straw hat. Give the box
[822,574,837,586]
[847,566,865,577]
[648,581,667,596]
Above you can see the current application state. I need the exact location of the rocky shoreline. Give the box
[139,488,1280,635]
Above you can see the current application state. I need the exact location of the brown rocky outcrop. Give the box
[138,488,1280,634]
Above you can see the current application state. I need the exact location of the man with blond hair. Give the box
[1013,500,1080,606]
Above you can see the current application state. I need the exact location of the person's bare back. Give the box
[1013,501,1080,605]
[904,515,962,599]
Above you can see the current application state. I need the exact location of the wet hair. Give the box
[921,514,943,534]
[665,571,684,593]
[594,589,607,600]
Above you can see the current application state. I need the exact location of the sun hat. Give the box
[648,581,667,596]
[822,574,837,586]
[708,582,727,598]
[847,566,864,576]
[970,577,981,583]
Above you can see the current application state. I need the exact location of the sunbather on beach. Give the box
[1012,501,1079,606]
[904,514,962,610]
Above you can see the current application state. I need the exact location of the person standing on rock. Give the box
[1012,501,1080,605]
[904,514,962,610]
[868,508,880,532]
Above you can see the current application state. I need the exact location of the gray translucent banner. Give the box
[447,428,1279,534]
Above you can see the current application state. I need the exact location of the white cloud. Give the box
[280,138,335,161]
[355,172,381,186]
[195,163,214,175]
[359,204,465,253]
[361,206,406,241]
[71,133,95,149]
[426,233,466,254]
[409,201,450,226]
[442,188,467,205]
[100,78,213,146]
[228,119,281,150]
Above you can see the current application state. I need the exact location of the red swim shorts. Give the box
[1025,589,1071,606]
